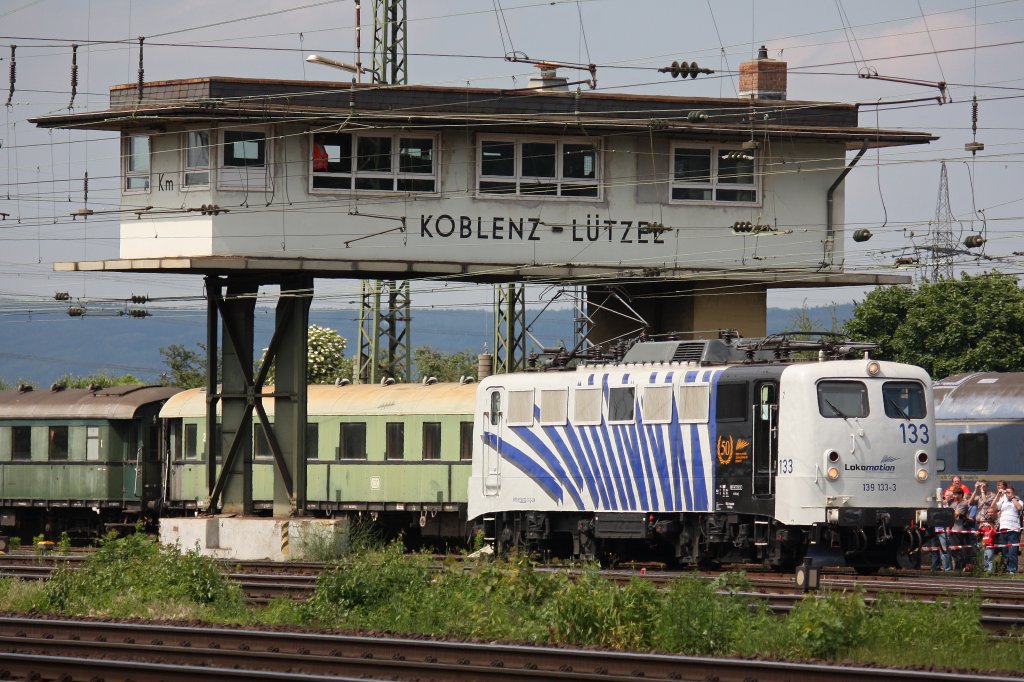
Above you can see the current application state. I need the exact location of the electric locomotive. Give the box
[468,335,950,570]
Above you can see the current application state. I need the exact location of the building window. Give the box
[608,386,635,423]
[310,132,436,192]
[48,425,69,460]
[306,422,319,460]
[123,134,150,191]
[11,426,31,460]
[957,433,988,471]
[670,143,757,204]
[339,422,366,459]
[459,421,473,460]
[183,130,211,188]
[386,422,405,460]
[184,423,199,459]
[478,136,599,198]
[219,129,269,190]
[422,422,441,460]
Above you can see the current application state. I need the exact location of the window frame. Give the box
[181,129,212,190]
[573,386,603,426]
[607,385,636,424]
[476,134,601,200]
[386,421,405,460]
[184,423,199,460]
[669,142,759,206]
[882,380,927,419]
[306,422,320,460]
[539,388,568,426]
[422,422,442,460]
[957,433,988,472]
[816,380,870,419]
[641,385,674,425]
[338,422,367,460]
[309,131,439,195]
[11,425,31,461]
[218,127,271,191]
[122,134,151,193]
[715,383,749,422]
[507,389,535,427]
[253,422,274,460]
[459,421,474,460]
[678,383,711,424]
[48,425,69,461]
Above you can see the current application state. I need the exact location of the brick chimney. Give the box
[739,45,787,100]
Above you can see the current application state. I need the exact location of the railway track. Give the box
[0,615,1016,682]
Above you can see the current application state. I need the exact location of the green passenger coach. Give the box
[160,382,478,545]
[0,384,182,539]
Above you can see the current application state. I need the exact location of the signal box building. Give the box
[33,55,932,341]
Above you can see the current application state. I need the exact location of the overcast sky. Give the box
[1,0,1022,327]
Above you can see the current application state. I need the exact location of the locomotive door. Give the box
[752,381,778,498]
[482,387,505,496]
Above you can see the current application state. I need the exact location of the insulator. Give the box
[82,172,89,204]
[54,292,70,301]
[964,235,985,248]
[688,61,700,78]
[852,229,873,243]
[686,110,708,122]
[971,95,979,134]
[67,306,85,317]
[5,44,15,107]
[137,36,145,101]
[128,309,150,318]
[68,44,78,109]
[130,294,149,304]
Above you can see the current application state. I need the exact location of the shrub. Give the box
[786,590,867,659]
[652,574,750,655]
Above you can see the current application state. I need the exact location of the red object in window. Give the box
[312,143,328,171]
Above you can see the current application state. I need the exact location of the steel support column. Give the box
[371,0,407,85]
[356,279,411,383]
[493,283,526,374]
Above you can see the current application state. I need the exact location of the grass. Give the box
[0,533,1021,673]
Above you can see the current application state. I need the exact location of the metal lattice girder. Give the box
[356,279,411,384]
[204,275,312,517]
[494,283,526,374]
[371,0,407,85]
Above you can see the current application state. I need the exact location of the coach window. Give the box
[11,426,31,460]
[184,423,199,459]
[123,134,150,192]
[641,385,673,423]
[459,421,474,460]
[608,386,635,423]
[957,433,988,471]
[882,381,927,419]
[339,423,367,459]
[253,423,273,460]
[386,422,405,460]
[817,381,869,419]
[86,426,101,461]
[422,422,441,460]
[716,383,748,421]
[478,135,599,198]
[182,130,211,188]
[48,425,69,460]
[306,423,320,460]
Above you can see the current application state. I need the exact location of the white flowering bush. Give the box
[261,325,352,384]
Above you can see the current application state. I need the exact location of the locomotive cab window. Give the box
[817,381,869,419]
[957,433,988,471]
[607,386,635,423]
[716,383,748,421]
[882,381,927,419]
[489,391,501,426]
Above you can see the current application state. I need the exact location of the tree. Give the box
[53,372,143,388]
[262,324,352,385]
[843,272,1024,378]
[159,343,207,388]
[413,346,477,383]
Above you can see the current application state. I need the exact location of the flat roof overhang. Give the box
[54,256,912,288]
[31,77,937,150]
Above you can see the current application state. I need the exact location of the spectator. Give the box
[994,485,1023,574]
[944,475,971,498]
[931,491,953,572]
[977,511,997,574]
[969,481,995,520]
[949,488,971,570]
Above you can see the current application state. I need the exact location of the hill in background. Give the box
[0,303,854,385]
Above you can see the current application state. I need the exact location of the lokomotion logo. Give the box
[845,455,898,472]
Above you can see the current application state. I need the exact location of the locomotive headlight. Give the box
[827,466,840,481]
[916,451,929,465]
[916,468,929,481]
[827,450,840,463]
[866,360,881,376]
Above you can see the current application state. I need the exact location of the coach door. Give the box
[482,387,505,496]
[752,381,778,498]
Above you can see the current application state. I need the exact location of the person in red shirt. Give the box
[944,475,970,498]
